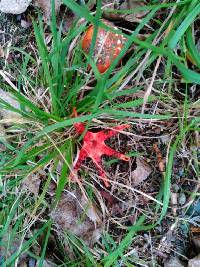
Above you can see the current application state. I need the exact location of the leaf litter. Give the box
[131,157,151,186]
[50,190,103,246]
[33,0,62,21]
[102,0,149,22]
[21,173,42,197]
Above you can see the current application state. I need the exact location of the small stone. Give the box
[172,183,179,193]
[21,19,32,29]
[178,168,184,177]
[178,192,186,206]
[188,254,200,267]
[0,0,31,14]
[164,257,184,267]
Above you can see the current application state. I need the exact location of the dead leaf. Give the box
[80,194,100,223]
[50,190,103,246]
[131,157,151,186]
[100,190,117,205]
[103,0,148,22]
[33,0,62,21]
[57,8,77,33]
[126,0,149,21]
[22,173,41,197]
[32,0,77,30]
[0,0,31,14]
[0,233,28,265]
[0,88,22,121]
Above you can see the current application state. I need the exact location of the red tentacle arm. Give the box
[70,110,130,187]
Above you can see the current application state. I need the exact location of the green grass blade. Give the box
[169,3,200,49]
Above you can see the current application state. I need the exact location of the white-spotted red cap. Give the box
[82,20,127,73]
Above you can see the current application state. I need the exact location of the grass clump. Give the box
[0,0,199,266]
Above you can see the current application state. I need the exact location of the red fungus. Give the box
[70,109,130,187]
[82,19,127,73]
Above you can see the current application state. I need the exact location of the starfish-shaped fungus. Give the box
[70,109,130,187]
